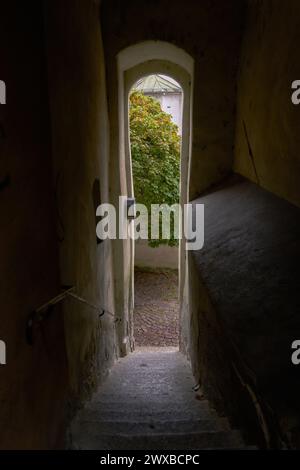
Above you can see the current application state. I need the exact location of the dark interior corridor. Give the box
[1,0,300,453]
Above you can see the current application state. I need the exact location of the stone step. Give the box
[73,430,244,450]
[80,401,216,417]
[75,406,219,423]
[89,395,210,411]
[71,417,228,437]
[70,350,254,450]
[99,379,197,388]
[98,386,198,397]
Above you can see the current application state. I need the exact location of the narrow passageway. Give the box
[70,349,253,450]
[2,0,300,453]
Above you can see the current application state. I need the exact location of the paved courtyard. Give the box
[134,269,179,347]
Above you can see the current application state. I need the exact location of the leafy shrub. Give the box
[129,91,180,247]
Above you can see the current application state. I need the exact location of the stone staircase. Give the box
[70,349,255,450]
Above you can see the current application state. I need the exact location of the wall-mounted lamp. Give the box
[127,197,136,220]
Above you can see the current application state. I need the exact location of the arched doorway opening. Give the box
[113,41,194,354]
[129,73,182,348]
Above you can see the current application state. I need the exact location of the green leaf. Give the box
[130,91,180,247]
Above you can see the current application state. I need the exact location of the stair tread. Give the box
[73,430,245,450]
[70,350,255,450]
[71,418,228,435]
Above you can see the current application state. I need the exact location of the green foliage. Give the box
[129,91,180,247]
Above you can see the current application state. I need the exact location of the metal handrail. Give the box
[26,286,118,345]
[67,291,115,318]
[35,286,75,316]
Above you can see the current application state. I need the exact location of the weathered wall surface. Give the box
[0,2,68,449]
[188,177,300,448]
[101,0,246,201]
[135,241,178,270]
[187,254,267,448]
[234,0,300,208]
[179,0,300,448]
[45,0,116,416]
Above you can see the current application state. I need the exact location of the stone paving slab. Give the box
[134,269,179,347]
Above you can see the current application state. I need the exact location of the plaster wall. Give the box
[143,90,182,134]
[160,93,183,135]
[234,0,300,208]
[0,2,67,449]
[45,0,116,410]
[135,241,178,270]
[188,176,300,448]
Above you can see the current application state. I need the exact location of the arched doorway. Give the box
[112,41,194,355]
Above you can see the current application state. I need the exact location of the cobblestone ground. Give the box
[134,269,179,347]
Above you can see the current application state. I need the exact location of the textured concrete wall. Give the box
[189,177,300,447]
[0,2,68,449]
[187,254,266,447]
[234,0,300,208]
[45,0,116,415]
